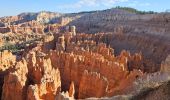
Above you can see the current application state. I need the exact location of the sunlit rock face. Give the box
[0,32,169,100]
[1,59,28,100]
[0,33,146,100]
[0,50,16,70]
[37,33,148,99]
[1,51,62,100]
[0,50,16,99]
[161,55,170,73]
[0,8,170,100]
[25,51,61,100]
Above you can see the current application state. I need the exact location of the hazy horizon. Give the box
[0,0,170,17]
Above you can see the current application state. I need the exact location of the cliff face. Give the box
[78,70,109,98]
[68,9,170,35]
[65,9,170,73]
[71,33,170,73]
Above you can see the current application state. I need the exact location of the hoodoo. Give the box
[0,5,170,100]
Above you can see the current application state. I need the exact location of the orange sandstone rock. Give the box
[0,50,16,71]
[1,59,28,100]
[78,70,108,99]
[69,82,75,97]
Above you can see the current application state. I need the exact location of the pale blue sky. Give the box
[0,0,170,17]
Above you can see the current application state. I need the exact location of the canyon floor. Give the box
[0,8,170,100]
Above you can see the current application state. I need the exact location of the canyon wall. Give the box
[71,33,170,73]
[0,31,169,99]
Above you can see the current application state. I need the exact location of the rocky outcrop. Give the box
[69,82,75,98]
[27,68,61,100]
[71,33,170,73]
[0,24,60,34]
[26,51,61,100]
[48,37,144,99]
[0,9,169,74]
[1,30,169,99]
[78,70,108,99]
[63,9,170,73]
[0,50,16,71]
[55,82,75,100]
[135,81,170,100]
[1,50,61,100]
[56,92,74,100]
[1,59,28,100]
[0,50,16,98]
[0,32,169,99]
[161,55,170,73]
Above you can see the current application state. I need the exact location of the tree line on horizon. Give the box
[76,6,158,15]
[114,6,157,14]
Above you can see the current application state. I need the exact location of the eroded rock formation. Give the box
[0,8,170,100]
[2,59,28,100]
[0,50,16,70]
[0,33,145,100]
